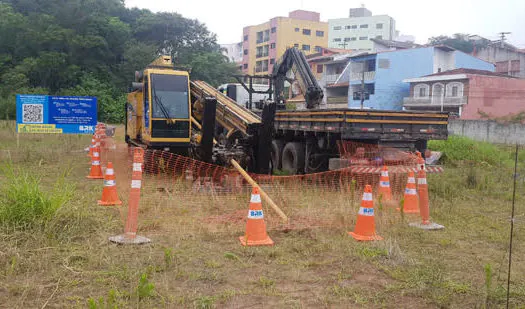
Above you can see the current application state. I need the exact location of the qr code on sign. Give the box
[22,104,44,123]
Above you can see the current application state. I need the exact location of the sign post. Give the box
[16,95,97,135]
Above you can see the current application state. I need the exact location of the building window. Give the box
[446,82,464,97]
[270,43,276,49]
[360,24,368,28]
[317,65,323,74]
[271,27,276,33]
[333,26,342,30]
[302,44,310,51]
[263,30,270,42]
[294,43,299,48]
[256,45,269,58]
[345,25,351,29]
[256,31,263,43]
[376,23,383,29]
[351,37,357,41]
[270,58,275,64]
[262,59,269,72]
[344,37,351,42]
[295,27,299,32]
[239,65,243,70]
[243,63,248,69]
[243,49,248,55]
[315,46,323,53]
[333,38,341,42]
[244,35,248,41]
[303,29,311,35]
[432,83,445,102]
[414,84,429,98]
[351,25,357,29]
[316,30,324,37]
[359,36,368,40]
[375,35,383,39]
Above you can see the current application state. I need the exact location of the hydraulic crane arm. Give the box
[272,47,324,109]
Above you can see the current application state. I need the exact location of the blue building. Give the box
[340,46,494,110]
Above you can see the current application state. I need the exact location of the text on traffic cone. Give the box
[239,186,274,246]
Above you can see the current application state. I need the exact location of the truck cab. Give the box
[126,56,192,152]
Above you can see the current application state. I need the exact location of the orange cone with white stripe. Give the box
[239,186,274,246]
[409,159,445,230]
[87,135,96,157]
[98,162,122,206]
[398,171,419,213]
[349,185,383,241]
[377,166,392,201]
[109,148,151,244]
[86,145,104,179]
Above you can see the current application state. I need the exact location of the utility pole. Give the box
[499,32,511,76]
[360,62,365,109]
[499,32,511,48]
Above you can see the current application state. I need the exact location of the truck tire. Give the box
[270,140,285,170]
[281,142,305,174]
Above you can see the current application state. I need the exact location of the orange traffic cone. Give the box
[239,186,274,246]
[349,185,383,241]
[87,135,96,157]
[409,161,444,230]
[98,162,122,206]
[87,145,104,179]
[398,171,419,213]
[377,166,392,201]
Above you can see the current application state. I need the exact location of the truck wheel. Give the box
[270,140,285,170]
[281,142,305,175]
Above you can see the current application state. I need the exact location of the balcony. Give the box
[350,71,376,81]
[323,74,340,85]
[326,96,348,104]
[403,96,468,107]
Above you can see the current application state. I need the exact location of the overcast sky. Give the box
[125,0,525,48]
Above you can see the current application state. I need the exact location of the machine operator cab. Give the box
[126,56,191,153]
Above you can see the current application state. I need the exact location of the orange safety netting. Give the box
[97,136,419,235]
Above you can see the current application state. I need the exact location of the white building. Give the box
[220,42,243,63]
[328,7,396,50]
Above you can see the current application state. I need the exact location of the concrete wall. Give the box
[454,51,495,71]
[449,119,525,144]
[348,47,434,110]
[462,75,525,119]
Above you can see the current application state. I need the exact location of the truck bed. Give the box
[274,109,448,141]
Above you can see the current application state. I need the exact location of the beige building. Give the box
[241,10,328,75]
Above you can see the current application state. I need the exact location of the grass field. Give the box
[1,121,525,308]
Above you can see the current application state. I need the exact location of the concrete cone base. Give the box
[409,222,445,230]
[348,232,383,241]
[109,234,151,245]
[239,236,274,246]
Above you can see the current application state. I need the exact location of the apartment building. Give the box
[328,7,396,50]
[241,10,328,75]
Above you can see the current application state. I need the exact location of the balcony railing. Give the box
[403,96,468,106]
[322,74,340,85]
[350,71,376,81]
[326,96,348,104]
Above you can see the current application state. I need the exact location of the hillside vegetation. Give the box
[0,0,238,122]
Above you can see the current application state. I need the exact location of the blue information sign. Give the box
[16,95,97,134]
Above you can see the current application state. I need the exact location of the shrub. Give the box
[428,135,510,166]
[0,163,73,228]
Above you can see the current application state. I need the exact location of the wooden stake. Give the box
[230,159,288,222]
